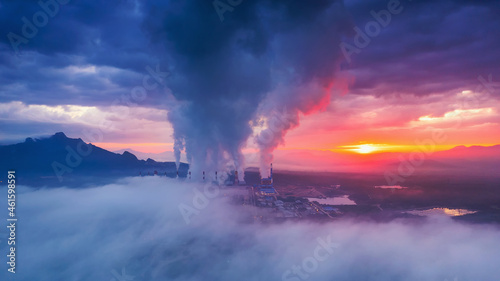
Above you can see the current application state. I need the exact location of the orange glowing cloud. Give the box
[275,89,500,158]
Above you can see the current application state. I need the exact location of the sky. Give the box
[0,0,499,169]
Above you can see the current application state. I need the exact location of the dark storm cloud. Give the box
[0,0,163,107]
[0,0,145,59]
[342,0,500,97]
[0,0,498,106]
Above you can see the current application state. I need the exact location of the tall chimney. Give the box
[203,171,205,181]
[270,163,273,184]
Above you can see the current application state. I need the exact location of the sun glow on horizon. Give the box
[355,144,377,154]
[341,144,381,154]
[337,143,425,154]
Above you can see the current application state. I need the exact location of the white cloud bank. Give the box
[1,177,499,281]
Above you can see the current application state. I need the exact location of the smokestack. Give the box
[215,171,217,181]
[203,171,205,181]
[188,171,191,180]
[176,170,179,178]
[270,163,273,184]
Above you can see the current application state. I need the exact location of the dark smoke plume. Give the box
[143,0,352,177]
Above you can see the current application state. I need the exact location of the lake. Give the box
[406,208,477,217]
[308,195,357,205]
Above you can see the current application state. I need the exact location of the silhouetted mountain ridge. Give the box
[0,132,189,186]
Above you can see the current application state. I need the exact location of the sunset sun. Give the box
[339,144,382,154]
[355,144,377,154]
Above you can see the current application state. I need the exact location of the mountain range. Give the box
[0,132,189,187]
[112,148,181,162]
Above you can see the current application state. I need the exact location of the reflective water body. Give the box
[308,195,357,205]
[407,208,477,217]
[374,185,407,189]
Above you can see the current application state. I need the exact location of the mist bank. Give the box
[1,177,499,281]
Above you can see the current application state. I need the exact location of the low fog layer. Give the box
[1,177,499,281]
